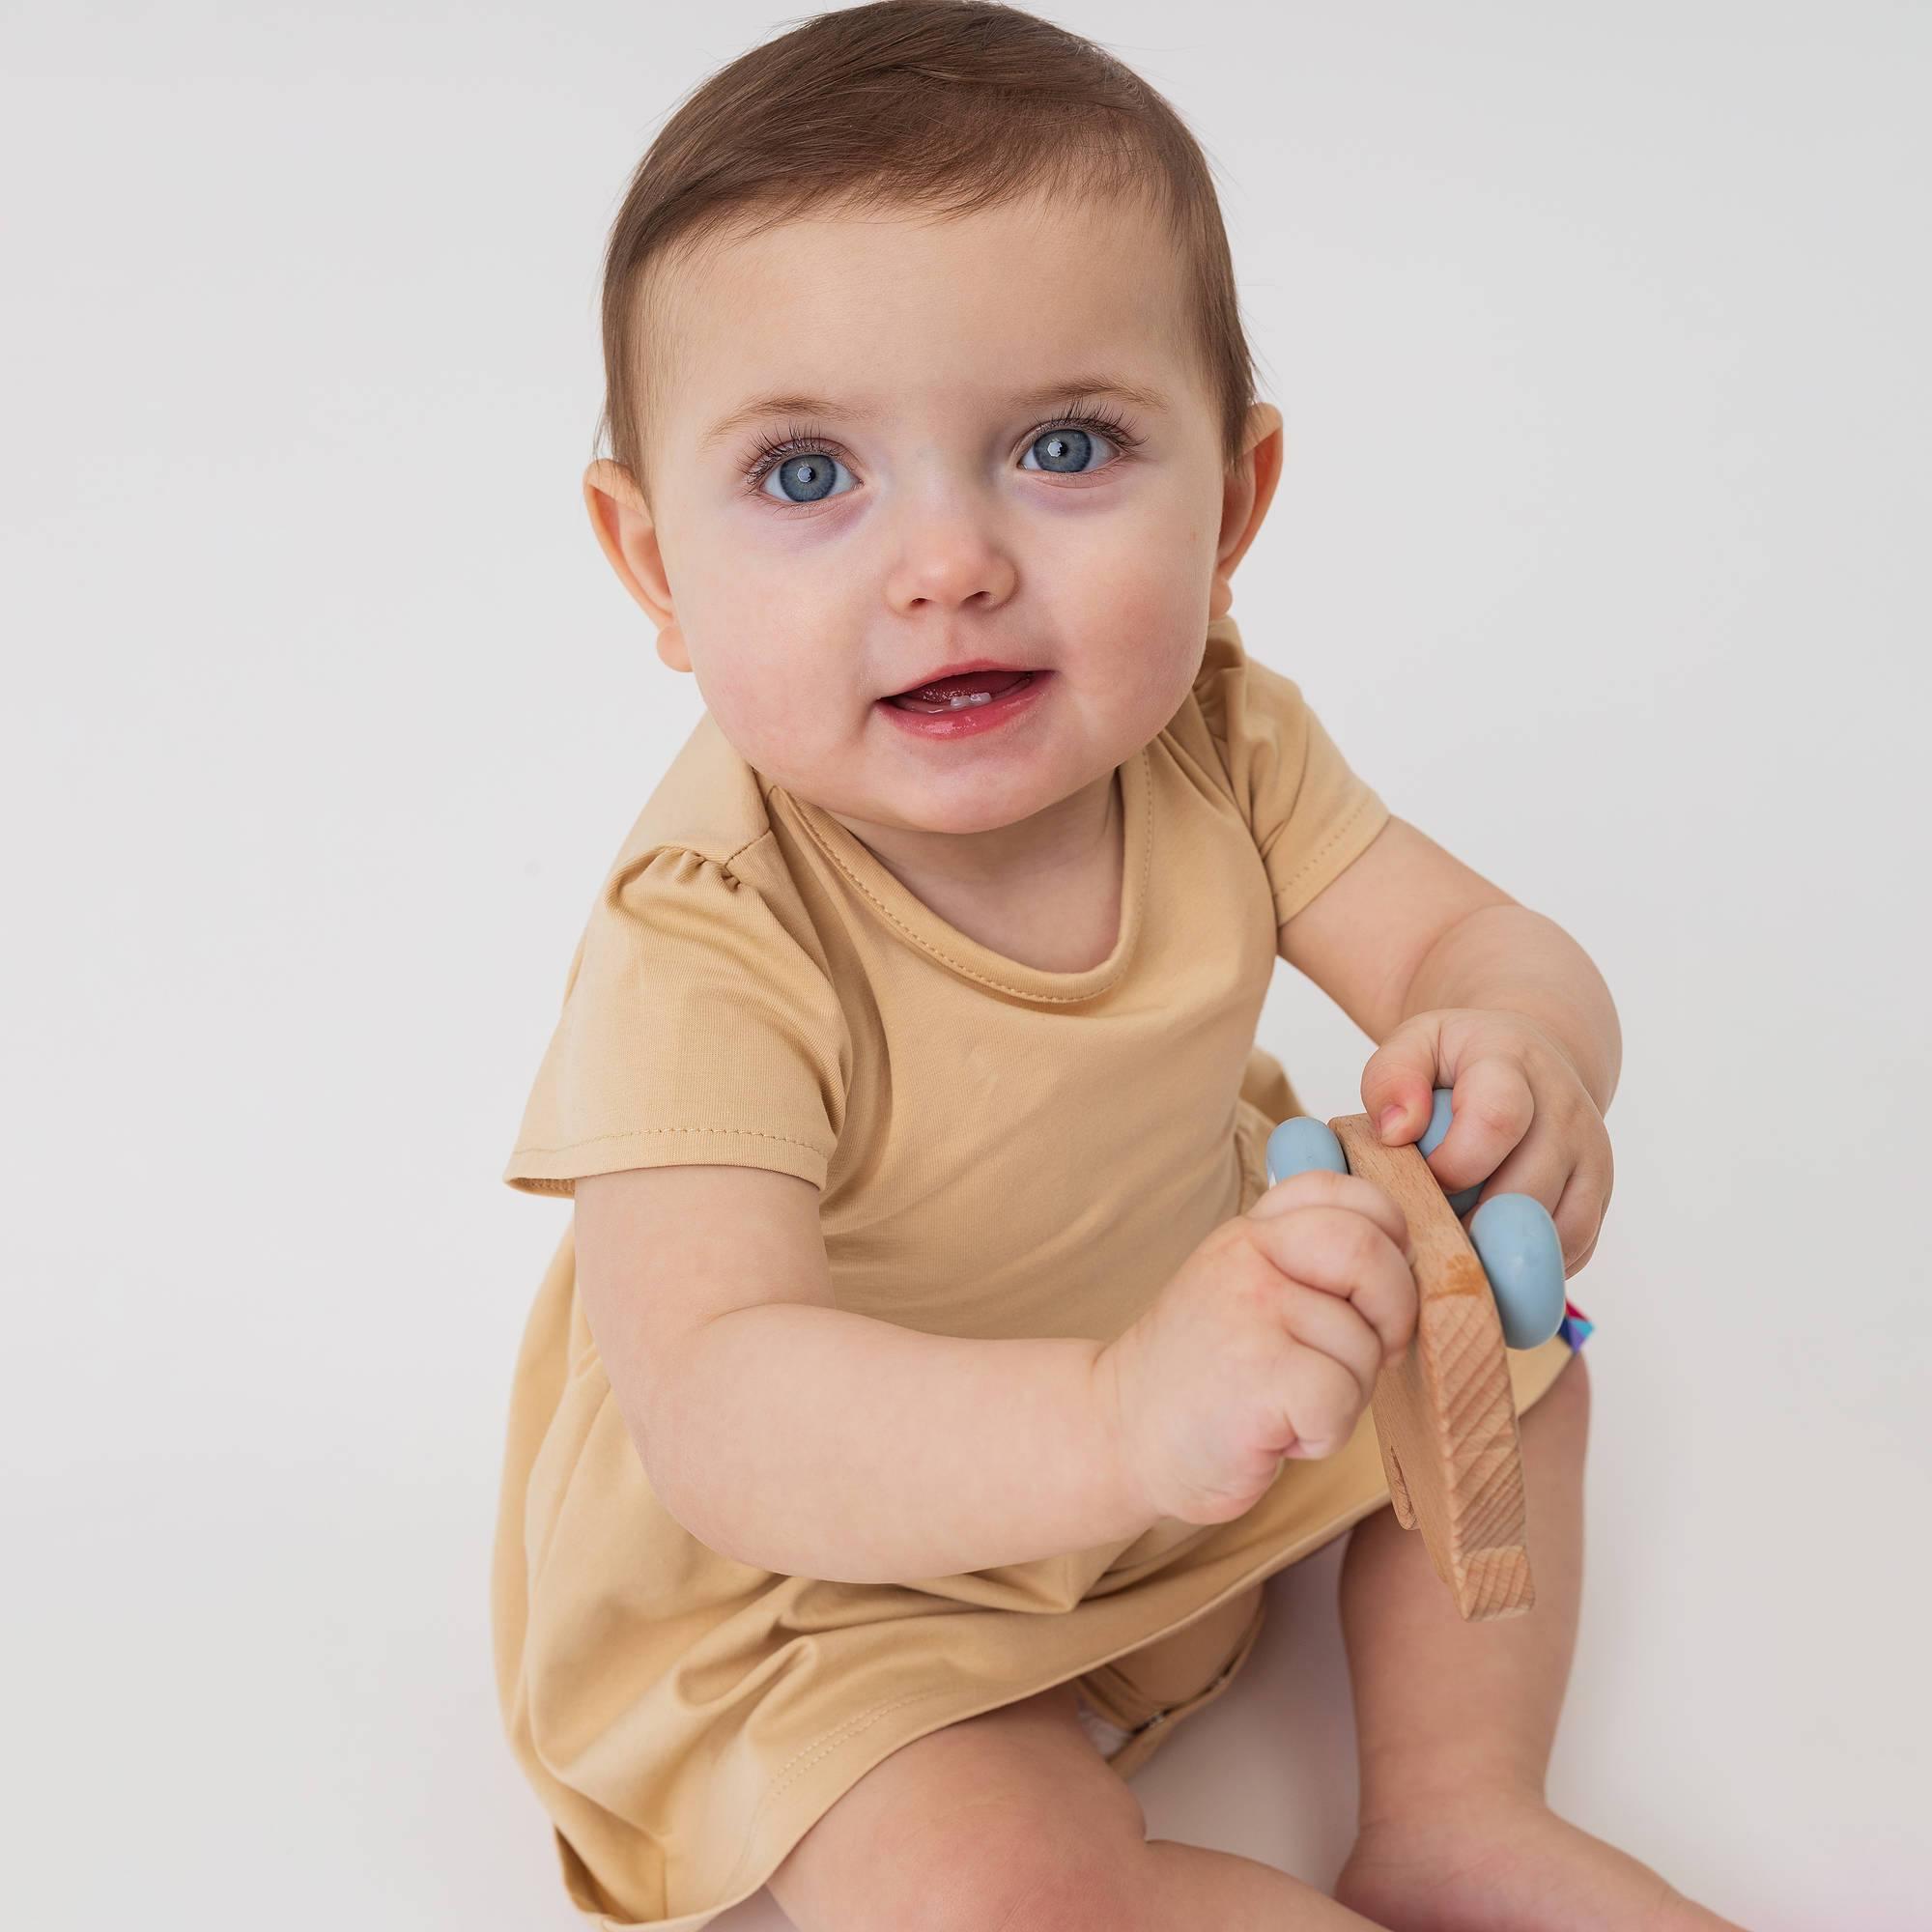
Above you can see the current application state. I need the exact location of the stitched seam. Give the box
[785,750,1151,1003]
[718,1686,959,1892]
[612,832,775,902]
[716,827,775,875]
[1270,792,1382,919]
[720,1573,1265,1894]
[513,1125,823,1155]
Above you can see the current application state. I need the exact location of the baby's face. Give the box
[594,188,1277,844]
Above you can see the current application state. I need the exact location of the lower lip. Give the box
[875,670,1050,741]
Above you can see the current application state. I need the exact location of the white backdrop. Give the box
[4,3,1927,1926]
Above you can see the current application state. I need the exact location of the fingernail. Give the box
[1378,1105,1405,1138]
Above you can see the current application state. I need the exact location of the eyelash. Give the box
[739,403,1145,503]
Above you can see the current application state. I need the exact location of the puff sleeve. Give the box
[1199,639,1391,928]
[502,844,848,1197]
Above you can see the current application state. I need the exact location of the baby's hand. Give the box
[1094,1172,1417,1526]
[1362,1006,1613,1276]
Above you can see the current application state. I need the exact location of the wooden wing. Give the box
[1329,1112,1535,1622]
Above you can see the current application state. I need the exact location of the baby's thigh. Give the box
[765,1680,1151,1932]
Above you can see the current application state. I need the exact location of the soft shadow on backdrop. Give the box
[4,4,1926,1927]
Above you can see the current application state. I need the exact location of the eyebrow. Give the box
[697,375,1171,451]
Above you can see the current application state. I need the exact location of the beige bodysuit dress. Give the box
[492,613,1583,1927]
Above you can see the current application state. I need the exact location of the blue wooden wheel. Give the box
[1264,1089,1565,1350]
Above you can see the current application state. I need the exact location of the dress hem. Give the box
[560,1326,1590,1929]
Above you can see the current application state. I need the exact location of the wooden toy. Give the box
[1265,1090,1570,1623]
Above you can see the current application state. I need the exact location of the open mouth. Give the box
[883,669,1037,714]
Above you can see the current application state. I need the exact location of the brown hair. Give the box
[592,0,1266,506]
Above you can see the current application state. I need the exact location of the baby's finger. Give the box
[1548,1164,1609,1274]
[1273,1275,1387,1402]
[1271,1343,1373,1460]
[1246,1204,1417,1365]
[1247,1168,1413,1263]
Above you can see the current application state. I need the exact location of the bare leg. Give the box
[1345,1354,1590,1823]
[764,1670,1399,1932]
[1330,1351,1752,1931]
[1139,1839,1395,1929]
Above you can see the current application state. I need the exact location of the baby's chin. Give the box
[775,763,1079,833]
[797,758,1127,847]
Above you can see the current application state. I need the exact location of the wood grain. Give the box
[1330,1112,1535,1621]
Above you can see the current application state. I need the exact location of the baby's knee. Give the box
[981,1840,1160,1932]
[908,1783,1149,1932]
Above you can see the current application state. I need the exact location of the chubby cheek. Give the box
[696,655,843,775]
[1039,485,1213,679]
[685,583,856,776]
[1068,571,1209,719]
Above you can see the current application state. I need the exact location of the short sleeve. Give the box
[502,843,848,1197]
[1198,639,1391,928]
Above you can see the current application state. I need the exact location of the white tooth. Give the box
[949,692,991,707]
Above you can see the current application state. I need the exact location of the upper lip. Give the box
[882,658,1037,697]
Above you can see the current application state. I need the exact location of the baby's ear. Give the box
[1235,402,1284,514]
[1211,403,1286,614]
[582,459,677,637]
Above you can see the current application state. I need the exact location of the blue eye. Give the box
[757,447,853,506]
[742,408,1141,509]
[1020,423,1115,474]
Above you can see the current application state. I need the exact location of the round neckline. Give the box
[777,746,1151,1005]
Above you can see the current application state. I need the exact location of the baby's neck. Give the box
[829,768,1122,971]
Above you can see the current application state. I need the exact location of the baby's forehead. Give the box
[695,183,1165,260]
[647,191,1201,438]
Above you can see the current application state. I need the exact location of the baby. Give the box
[492,5,1745,1929]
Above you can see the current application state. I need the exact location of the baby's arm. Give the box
[575,1162,1153,1585]
[1277,816,1619,1113]
[1278,814,1619,1277]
